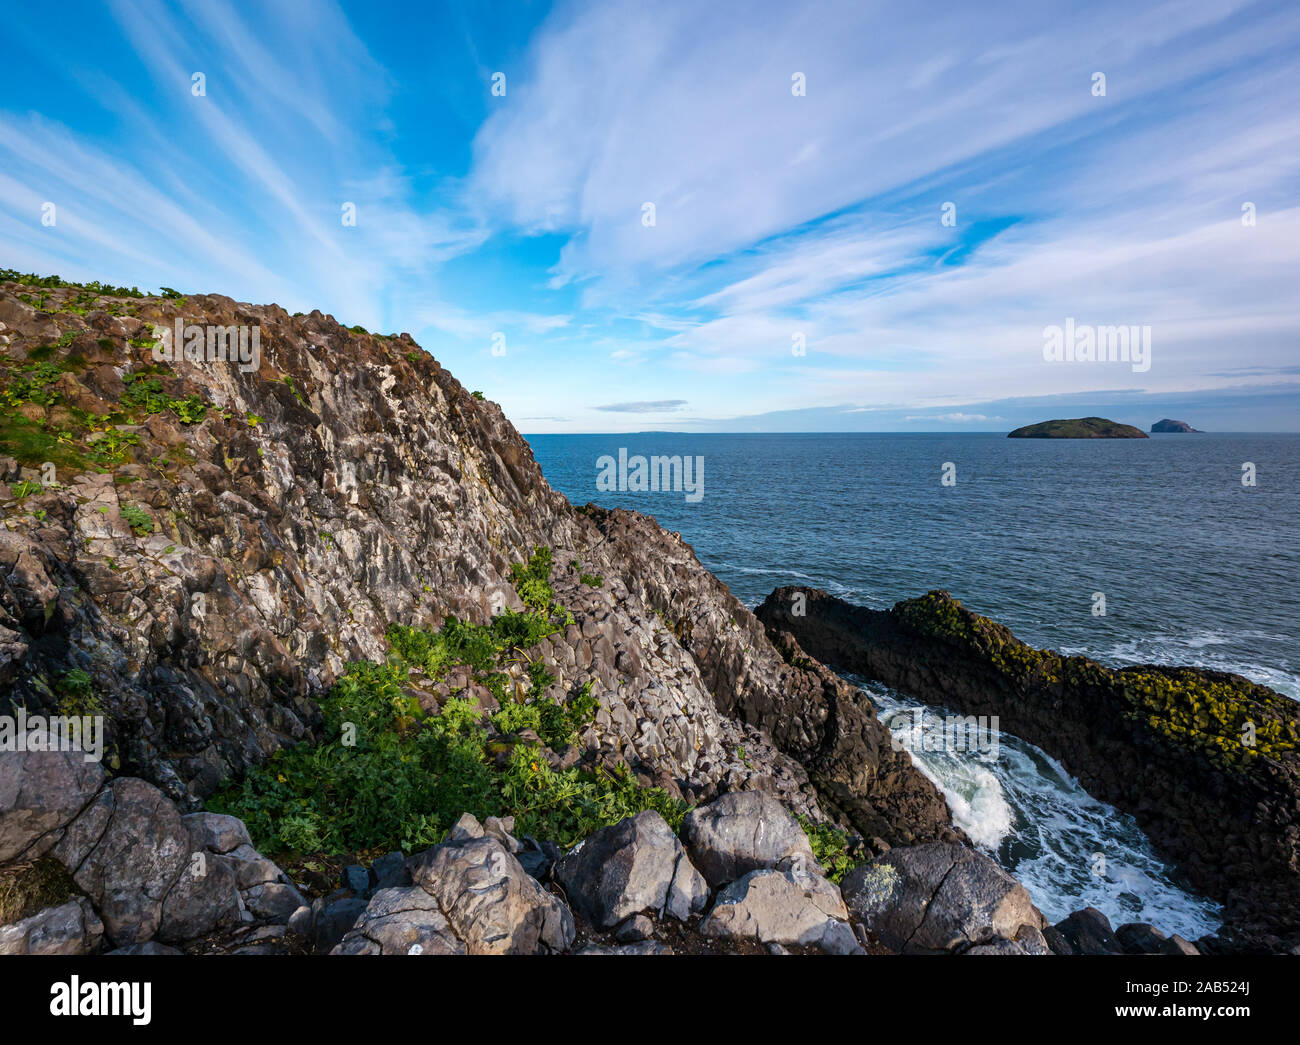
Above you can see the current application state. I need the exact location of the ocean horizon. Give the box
[531,430,1300,935]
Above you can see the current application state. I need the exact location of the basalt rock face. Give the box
[755,586,1300,952]
[0,277,952,852]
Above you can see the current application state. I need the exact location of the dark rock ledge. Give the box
[755,586,1300,953]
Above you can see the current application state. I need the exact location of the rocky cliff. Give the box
[0,273,953,876]
[1,273,1226,958]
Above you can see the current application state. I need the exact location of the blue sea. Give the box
[529,432,1300,937]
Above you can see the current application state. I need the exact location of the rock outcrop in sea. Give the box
[1150,418,1202,433]
[1007,417,1148,438]
[756,586,1300,953]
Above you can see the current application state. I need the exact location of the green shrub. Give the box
[120,373,208,424]
[119,504,153,536]
[796,815,863,883]
[210,551,678,859]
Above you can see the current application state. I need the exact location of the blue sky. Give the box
[1,0,1297,432]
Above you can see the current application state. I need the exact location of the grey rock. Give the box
[232,855,283,890]
[332,887,465,955]
[0,897,103,955]
[555,810,708,929]
[371,852,409,891]
[312,895,367,953]
[841,842,1044,954]
[517,837,562,882]
[342,864,370,895]
[181,812,252,854]
[105,941,183,955]
[243,881,308,923]
[574,940,673,955]
[408,833,573,954]
[1042,924,1075,955]
[157,849,241,942]
[1054,907,1122,955]
[965,937,1029,955]
[681,790,819,887]
[287,905,314,937]
[615,914,655,943]
[68,778,191,946]
[1116,921,1169,954]
[444,811,486,842]
[701,867,862,954]
[1013,924,1053,956]
[0,738,106,864]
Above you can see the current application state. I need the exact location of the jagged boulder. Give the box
[332,887,465,955]
[555,810,708,929]
[841,842,1044,954]
[701,867,862,954]
[407,818,573,954]
[1052,907,1123,955]
[681,790,818,887]
[58,778,192,946]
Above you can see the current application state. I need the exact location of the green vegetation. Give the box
[119,504,154,536]
[11,478,42,499]
[209,548,685,858]
[120,373,208,424]
[0,268,146,298]
[55,668,103,718]
[579,572,604,588]
[1006,417,1148,439]
[893,591,1300,772]
[471,390,485,400]
[85,428,140,465]
[797,815,863,884]
[282,375,308,407]
[1116,666,1298,765]
[510,545,560,613]
[0,343,208,469]
[2,361,64,407]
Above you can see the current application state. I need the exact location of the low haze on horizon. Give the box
[2,0,1298,432]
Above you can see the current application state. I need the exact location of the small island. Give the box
[1151,418,1203,433]
[1007,416,1148,439]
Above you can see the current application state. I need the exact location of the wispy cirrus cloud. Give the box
[1,0,1296,431]
[595,400,689,413]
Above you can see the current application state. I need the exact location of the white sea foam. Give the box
[858,678,1223,938]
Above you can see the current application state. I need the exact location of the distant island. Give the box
[1151,419,1203,433]
[1007,417,1148,439]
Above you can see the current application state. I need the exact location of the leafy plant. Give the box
[119,504,154,536]
[796,815,863,884]
[209,550,675,859]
